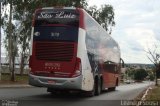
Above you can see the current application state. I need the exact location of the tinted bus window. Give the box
[33,26,78,42]
[33,9,79,42]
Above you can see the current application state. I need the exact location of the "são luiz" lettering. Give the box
[38,11,76,19]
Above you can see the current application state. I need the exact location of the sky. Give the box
[88,0,160,64]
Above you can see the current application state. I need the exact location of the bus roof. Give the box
[42,7,76,10]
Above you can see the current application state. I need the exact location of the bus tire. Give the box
[95,77,101,95]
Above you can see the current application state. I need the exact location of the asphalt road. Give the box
[0,81,153,106]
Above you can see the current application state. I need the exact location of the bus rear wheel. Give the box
[86,77,101,96]
[95,78,101,95]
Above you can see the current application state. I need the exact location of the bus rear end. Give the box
[29,7,82,90]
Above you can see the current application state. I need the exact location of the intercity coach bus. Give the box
[29,7,124,96]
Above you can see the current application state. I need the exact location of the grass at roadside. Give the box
[0,74,28,84]
[145,86,160,100]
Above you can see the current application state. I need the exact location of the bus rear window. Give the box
[33,26,78,42]
[34,9,79,27]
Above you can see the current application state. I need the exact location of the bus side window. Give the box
[104,62,117,73]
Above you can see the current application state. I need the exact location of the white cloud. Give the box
[125,27,156,50]
[88,0,160,63]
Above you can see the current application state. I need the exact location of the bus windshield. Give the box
[33,9,79,42]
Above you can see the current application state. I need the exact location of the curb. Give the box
[136,85,154,106]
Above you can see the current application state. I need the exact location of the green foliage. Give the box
[99,5,115,34]
[86,4,115,34]
[1,0,18,59]
[134,69,148,81]
[125,68,135,79]
[147,70,155,81]
[87,5,100,21]
[149,74,155,81]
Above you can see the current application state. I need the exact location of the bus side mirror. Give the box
[120,58,125,68]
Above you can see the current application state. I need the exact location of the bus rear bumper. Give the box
[29,74,82,90]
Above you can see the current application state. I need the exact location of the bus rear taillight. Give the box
[72,57,82,77]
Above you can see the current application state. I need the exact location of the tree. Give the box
[99,5,115,34]
[147,70,155,81]
[13,0,33,75]
[1,0,18,81]
[87,5,100,22]
[134,69,148,81]
[125,68,135,80]
[146,44,160,85]
[8,0,15,81]
[87,5,115,34]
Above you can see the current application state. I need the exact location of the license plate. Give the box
[48,80,56,84]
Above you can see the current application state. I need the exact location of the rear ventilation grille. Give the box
[35,42,74,61]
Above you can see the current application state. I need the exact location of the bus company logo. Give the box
[45,62,61,69]
[38,11,76,19]
[38,12,53,19]
[55,11,76,18]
